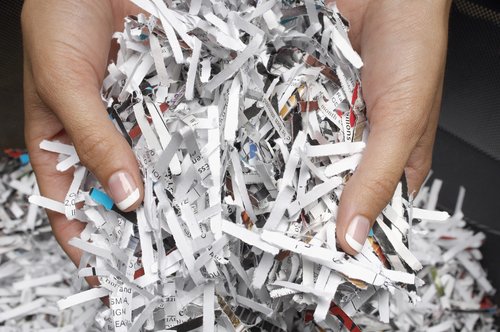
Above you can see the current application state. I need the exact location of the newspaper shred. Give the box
[0,151,102,331]
[2,0,495,331]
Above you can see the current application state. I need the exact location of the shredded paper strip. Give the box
[0,0,496,331]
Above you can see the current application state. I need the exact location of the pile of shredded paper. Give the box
[1,0,497,331]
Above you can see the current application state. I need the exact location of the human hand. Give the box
[332,0,451,254]
[23,0,451,266]
[22,0,144,266]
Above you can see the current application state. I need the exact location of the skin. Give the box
[334,0,451,254]
[22,0,451,273]
[22,0,144,268]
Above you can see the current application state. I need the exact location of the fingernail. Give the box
[345,215,370,253]
[108,171,140,210]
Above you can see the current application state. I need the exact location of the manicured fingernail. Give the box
[108,171,140,210]
[345,215,370,253]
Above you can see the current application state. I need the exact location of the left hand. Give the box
[22,0,145,270]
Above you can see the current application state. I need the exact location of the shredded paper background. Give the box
[0,0,496,331]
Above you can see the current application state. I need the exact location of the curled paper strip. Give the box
[2,0,494,331]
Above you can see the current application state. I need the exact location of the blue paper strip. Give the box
[20,153,30,165]
[89,188,114,210]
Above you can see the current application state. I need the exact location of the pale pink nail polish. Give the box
[108,171,140,210]
[345,215,370,253]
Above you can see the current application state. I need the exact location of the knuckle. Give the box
[403,117,427,142]
[33,52,92,109]
[75,129,115,175]
[370,94,430,145]
[389,111,427,144]
[33,69,59,103]
[363,175,398,208]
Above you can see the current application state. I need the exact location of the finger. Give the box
[335,0,370,50]
[41,77,144,212]
[110,0,146,31]
[336,119,423,255]
[108,1,148,64]
[335,79,442,256]
[23,0,143,211]
[405,69,445,194]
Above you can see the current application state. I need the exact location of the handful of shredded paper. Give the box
[1,0,497,331]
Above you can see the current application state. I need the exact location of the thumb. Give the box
[65,91,144,212]
[336,123,420,255]
[35,71,144,212]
